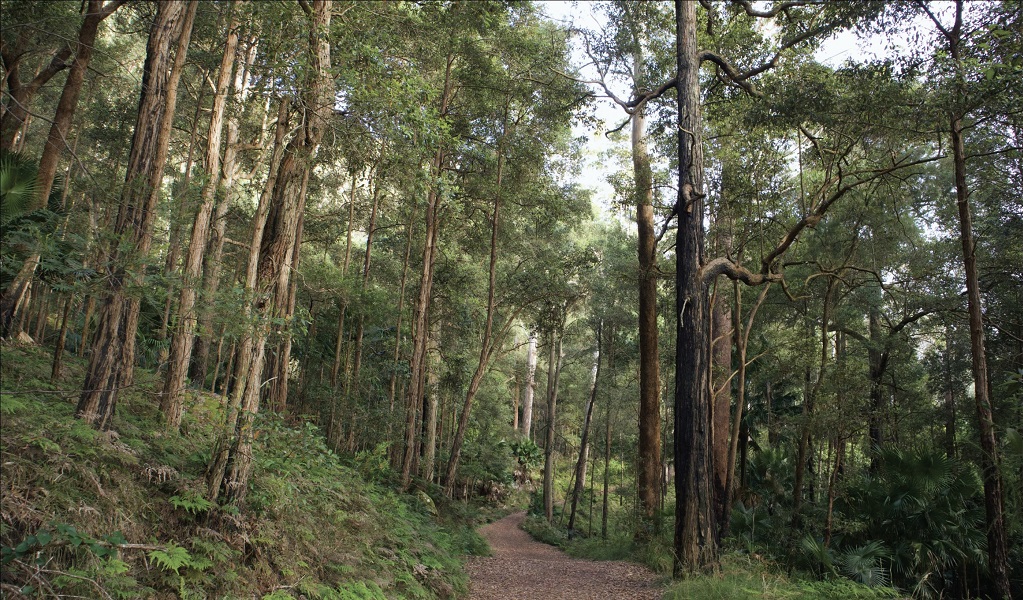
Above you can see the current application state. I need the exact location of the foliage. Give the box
[0,343,472,598]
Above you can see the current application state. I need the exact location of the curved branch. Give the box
[731,0,820,18]
[701,256,782,286]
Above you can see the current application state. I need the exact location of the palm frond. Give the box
[838,540,891,588]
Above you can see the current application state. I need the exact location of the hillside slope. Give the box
[0,342,485,599]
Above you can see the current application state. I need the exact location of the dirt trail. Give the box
[464,512,663,599]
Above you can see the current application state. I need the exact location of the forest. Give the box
[0,0,1020,598]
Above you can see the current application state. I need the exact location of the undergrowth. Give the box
[520,488,906,600]
[0,342,487,599]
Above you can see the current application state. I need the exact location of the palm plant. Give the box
[0,151,41,230]
[836,447,986,598]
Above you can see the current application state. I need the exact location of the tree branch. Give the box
[698,18,841,97]
[731,0,820,18]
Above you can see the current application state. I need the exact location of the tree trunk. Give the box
[75,0,197,430]
[569,323,602,531]
[951,107,1012,600]
[710,275,732,538]
[792,281,834,529]
[865,300,893,473]
[634,89,662,541]
[722,282,769,538]
[444,126,507,496]
[401,53,454,489]
[265,199,306,414]
[522,331,537,439]
[351,160,384,388]
[50,293,75,381]
[36,0,126,203]
[162,0,241,429]
[673,0,716,574]
[387,208,416,466]
[191,38,259,387]
[208,0,331,504]
[159,86,206,349]
[329,177,358,390]
[944,326,957,459]
[422,321,441,482]
[543,328,564,523]
[0,32,72,152]
[602,401,612,540]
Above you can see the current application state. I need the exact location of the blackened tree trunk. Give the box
[673,0,716,575]
[75,0,197,429]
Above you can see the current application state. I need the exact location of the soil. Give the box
[464,511,664,599]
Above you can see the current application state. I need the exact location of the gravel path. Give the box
[464,512,663,599]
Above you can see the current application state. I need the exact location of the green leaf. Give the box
[106,531,127,545]
[90,543,109,557]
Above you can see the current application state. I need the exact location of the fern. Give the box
[169,492,214,515]
[148,543,193,575]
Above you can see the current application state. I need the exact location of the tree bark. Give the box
[602,401,612,540]
[792,280,834,529]
[673,0,716,574]
[522,331,537,439]
[75,0,197,429]
[387,208,416,466]
[208,0,331,504]
[35,0,126,203]
[162,0,241,429]
[722,282,768,537]
[710,276,732,538]
[569,323,601,532]
[543,327,564,523]
[444,124,508,496]
[0,32,72,151]
[951,104,1012,600]
[191,37,259,387]
[422,320,441,482]
[401,53,454,489]
[634,87,662,541]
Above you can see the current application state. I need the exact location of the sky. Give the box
[533,1,914,221]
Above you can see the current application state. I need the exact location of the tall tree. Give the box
[0,0,125,336]
[917,1,1013,594]
[576,1,672,537]
[161,0,242,429]
[76,0,197,429]
[207,0,332,504]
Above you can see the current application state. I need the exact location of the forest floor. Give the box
[465,511,664,599]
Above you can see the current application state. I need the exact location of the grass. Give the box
[0,341,487,599]
[662,553,903,599]
[519,487,905,600]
